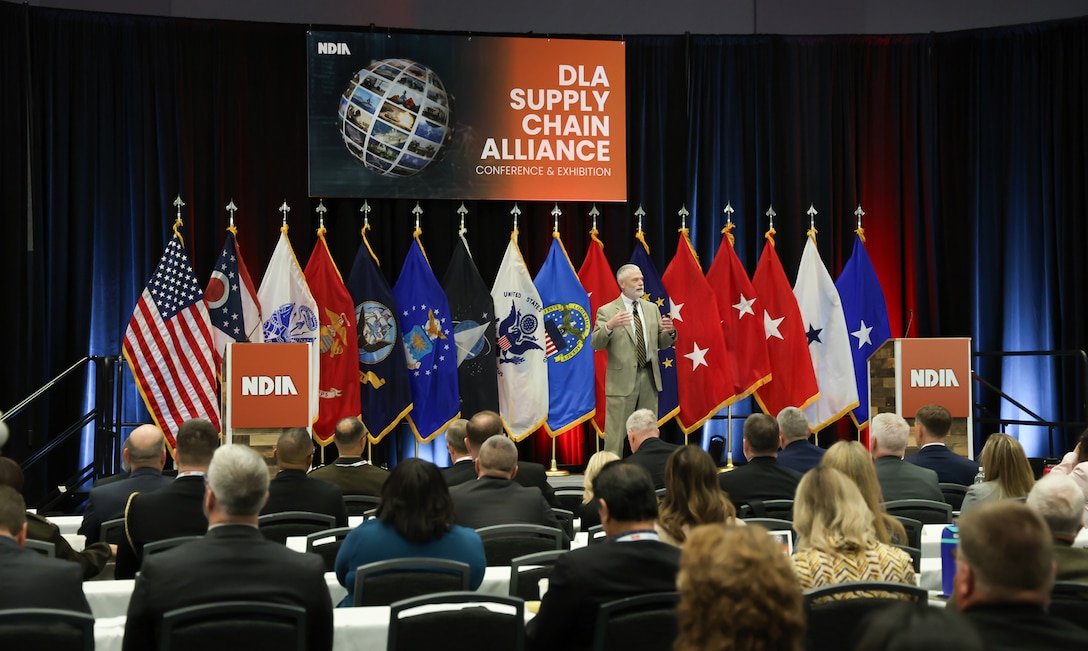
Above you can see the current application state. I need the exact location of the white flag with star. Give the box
[793,234,859,431]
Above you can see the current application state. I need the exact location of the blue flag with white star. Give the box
[392,236,461,443]
[631,237,680,427]
[835,234,892,429]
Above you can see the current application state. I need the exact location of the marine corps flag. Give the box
[304,227,362,445]
[204,226,263,368]
[442,230,499,418]
[535,232,595,436]
[630,232,680,426]
[661,230,735,433]
[577,228,616,438]
[392,233,460,443]
[345,224,412,444]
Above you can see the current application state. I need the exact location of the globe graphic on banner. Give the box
[337,58,453,177]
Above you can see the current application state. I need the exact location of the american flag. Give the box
[123,233,221,447]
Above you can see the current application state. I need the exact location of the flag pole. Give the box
[590,204,602,455]
[677,204,690,447]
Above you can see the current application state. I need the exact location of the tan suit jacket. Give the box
[590,296,674,396]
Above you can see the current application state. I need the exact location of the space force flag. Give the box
[442,231,500,418]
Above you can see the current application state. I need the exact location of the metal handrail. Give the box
[1,356,93,419]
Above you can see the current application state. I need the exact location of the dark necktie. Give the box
[632,304,647,366]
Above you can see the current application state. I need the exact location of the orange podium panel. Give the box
[226,343,311,429]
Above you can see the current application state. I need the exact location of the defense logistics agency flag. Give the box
[392,235,460,442]
[204,227,263,367]
[258,225,321,424]
[304,229,362,445]
[793,233,859,431]
[631,234,679,426]
[577,228,617,438]
[535,233,595,436]
[123,231,221,447]
[835,232,892,429]
[491,232,548,440]
[661,231,735,433]
[442,231,499,418]
[345,226,412,443]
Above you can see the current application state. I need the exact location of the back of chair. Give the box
[591,592,679,651]
[891,515,923,549]
[654,487,668,501]
[892,544,922,572]
[553,487,585,515]
[354,557,471,606]
[477,524,567,566]
[257,511,337,544]
[0,608,94,651]
[587,524,607,545]
[304,526,354,572]
[343,494,381,517]
[160,601,307,651]
[803,581,927,651]
[24,538,56,557]
[883,499,952,525]
[1049,581,1088,631]
[509,549,568,600]
[100,517,126,546]
[387,591,525,651]
[552,508,576,540]
[738,499,794,520]
[938,483,968,512]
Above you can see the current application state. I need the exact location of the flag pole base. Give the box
[545,436,569,477]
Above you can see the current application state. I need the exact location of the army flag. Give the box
[304,228,362,445]
[535,233,595,436]
[491,232,549,440]
[345,225,412,443]
[630,233,680,426]
[577,228,617,438]
[392,234,460,442]
[204,227,263,367]
[442,230,499,418]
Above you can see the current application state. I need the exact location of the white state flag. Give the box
[490,235,549,441]
[793,235,859,431]
[257,227,320,424]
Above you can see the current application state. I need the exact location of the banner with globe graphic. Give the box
[307,32,626,201]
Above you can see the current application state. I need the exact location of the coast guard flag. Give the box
[392,235,460,443]
[442,231,499,418]
[258,225,320,425]
[535,233,595,436]
[752,233,819,417]
[835,232,892,429]
[661,231,735,433]
[631,234,680,426]
[204,227,263,367]
[491,232,548,441]
[345,227,412,444]
[577,229,616,438]
[123,231,220,447]
[793,233,859,431]
[304,229,362,445]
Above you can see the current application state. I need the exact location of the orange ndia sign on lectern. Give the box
[228,343,311,428]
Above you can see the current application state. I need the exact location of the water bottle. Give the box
[973,466,985,484]
[941,525,959,597]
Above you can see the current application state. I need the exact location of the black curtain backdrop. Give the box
[3,3,1087,498]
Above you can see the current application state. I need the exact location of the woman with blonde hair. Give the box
[579,450,620,529]
[960,433,1035,512]
[792,467,915,595]
[676,524,804,651]
[656,445,740,546]
[821,441,906,545]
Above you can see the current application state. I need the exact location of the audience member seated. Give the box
[1026,472,1088,583]
[0,456,112,579]
[854,602,984,651]
[0,485,91,612]
[447,410,558,506]
[440,418,474,485]
[870,412,943,502]
[656,446,741,546]
[822,441,907,545]
[334,458,485,607]
[579,450,620,530]
[1049,428,1088,526]
[116,418,219,579]
[961,433,1034,513]
[777,406,825,473]
[904,404,979,485]
[307,417,388,497]
[675,524,803,651]
[260,427,347,527]
[526,463,681,651]
[79,424,172,544]
[718,413,802,510]
[953,501,1088,648]
[792,467,915,597]
[623,408,679,489]
[449,436,564,533]
[122,444,332,651]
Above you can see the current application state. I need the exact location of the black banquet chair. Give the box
[304,526,354,571]
[354,557,471,607]
[257,511,336,544]
[24,538,56,557]
[509,549,568,600]
[343,494,381,517]
[476,523,567,566]
[882,499,952,525]
[591,592,680,651]
[100,517,126,546]
[803,581,927,651]
[552,487,586,514]
[738,499,794,520]
[891,515,923,550]
[938,483,969,512]
[386,591,525,651]
[0,608,95,651]
[159,601,307,651]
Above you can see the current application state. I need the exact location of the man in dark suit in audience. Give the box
[1026,472,1088,583]
[449,410,558,507]
[440,418,474,485]
[308,417,388,497]
[122,444,332,651]
[871,412,944,502]
[623,408,678,489]
[0,485,92,612]
[905,403,979,485]
[954,500,1088,648]
[115,418,220,579]
[449,436,563,532]
[260,427,347,527]
[776,406,824,473]
[526,462,680,651]
[79,424,173,544]
[718,413,802,510]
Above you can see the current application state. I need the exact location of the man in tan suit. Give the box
[590,264,676,455]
